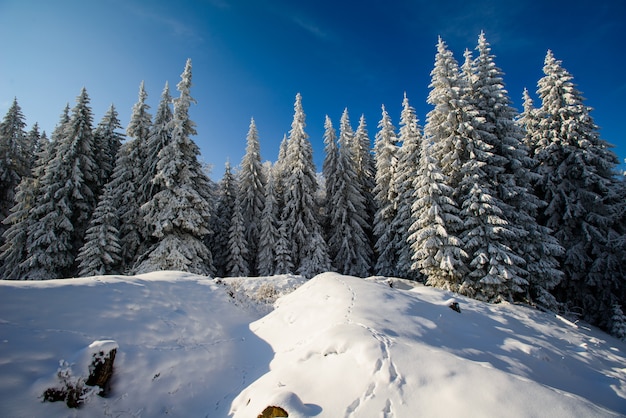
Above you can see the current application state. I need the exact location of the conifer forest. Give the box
[1,34,625,339]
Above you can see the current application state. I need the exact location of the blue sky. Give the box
[1,0,625,178]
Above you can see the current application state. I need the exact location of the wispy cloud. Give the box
[263,2,335,43]
[124,3,204,43]
[291,15,332,41]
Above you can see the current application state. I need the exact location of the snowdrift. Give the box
[0,272,624,417]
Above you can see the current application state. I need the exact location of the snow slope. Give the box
[0,272,624,417]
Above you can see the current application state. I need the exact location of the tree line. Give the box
[0,34,624,339]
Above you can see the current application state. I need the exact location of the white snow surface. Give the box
[0,271,624,417]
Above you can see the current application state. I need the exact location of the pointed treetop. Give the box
[178,58,193,92]
[462,48,473,80]
[139,80,148,101]
[289,93,307,140]
[437,36,448,52]
[522,88,534,107]
[478,30,487,45]
[323,114,335,139]
[341,107,351,124]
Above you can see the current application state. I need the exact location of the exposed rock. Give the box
[258,405,289,417]
[85,345,117,395]
[449,301,461,313]
[42,340,118,408]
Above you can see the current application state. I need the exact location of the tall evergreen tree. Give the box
[109,82,153,271]
[92,104,124,192]
[227,192,249,277]
[471,33,563,305]
[0,129,51,280]
[457,32,536,301]
[518,88,542,155]
[140,82,171,205]
[281,93,330,277]
[409,128,467,291]
[391,94,423,280]
[75,183,122,276]
[257,165,281,276]
[414,39,470,289]
[353,114,377,257]
[25,123,42,175]
[210,162,237,277]
[533,50,624,327]
[326,110,372,276]
[0,176,37,280]
[23,88,98,279]
[0,98,29,231]
[138,59,214,275]
[373,105,400,276]
[238,118,266,274]
[410,73,466,290]
[273,135,294,276]
[322,115,340,242]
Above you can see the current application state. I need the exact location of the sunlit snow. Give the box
[0,272,624,417]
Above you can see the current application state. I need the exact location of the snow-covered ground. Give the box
[0,272,624,417]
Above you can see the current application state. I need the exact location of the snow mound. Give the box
[0,271,624,417]
[232,273,626,417]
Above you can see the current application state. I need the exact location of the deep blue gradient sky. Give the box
[1,0,625,179]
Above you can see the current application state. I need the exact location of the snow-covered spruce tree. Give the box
[322,115,340,242]
[210,162,237,277]
[137,59,214,275]
[274,134,289,199]
[467,32,563,304]
[107,82,153,271]
[75,183,122,276]
[391,93,423,280]
[281,93,330,278]
[257,165,281,276]
[92,104,123,193]
[0,129,51,280]
[325,110,372,276]
[22,88,99,279]
[409,99,466,290]
[25,123,42,170]
[0,98,29,234]
[274,217,295,275]
[518,88,542,156]
[273,135,295,276]
[0,178,38,280]
[133,81,161,205]
[77,103,125,276]
[227,191,249,277]
[238,118,266,275]
[415,39,471,290]
[454,36,529,302]
[533,50,624,328]
[519,89,565,303]
[353,114,377,260]
[373,105,400,276]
